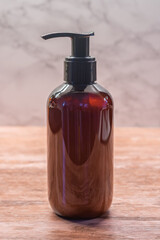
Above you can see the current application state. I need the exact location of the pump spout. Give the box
[41,32,94,57]
[41,31,96,84]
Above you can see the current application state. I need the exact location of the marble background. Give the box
[0,0,160,126]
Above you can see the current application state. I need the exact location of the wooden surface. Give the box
[0,127,160,240]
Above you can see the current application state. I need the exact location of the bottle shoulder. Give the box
[48,83,71,100]
[92,83,113,103]
[48,83,112,98]
[48,82,113,108]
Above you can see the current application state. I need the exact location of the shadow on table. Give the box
[48,211,114,239]
[56,211,111,226]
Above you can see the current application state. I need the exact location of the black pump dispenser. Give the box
[41,32,96,85]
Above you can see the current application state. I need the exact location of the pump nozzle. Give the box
[41,31,96,84]
[41,32,94,57]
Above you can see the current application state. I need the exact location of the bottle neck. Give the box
[64,57,96,85]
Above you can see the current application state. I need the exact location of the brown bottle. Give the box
[42,32,114,219]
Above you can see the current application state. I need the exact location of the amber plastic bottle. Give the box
[42,32,114,219]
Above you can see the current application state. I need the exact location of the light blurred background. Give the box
[0,0,160,126]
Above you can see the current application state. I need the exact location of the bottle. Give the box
[41,32,114,219]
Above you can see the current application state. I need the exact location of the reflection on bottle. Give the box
[99,108,111,144]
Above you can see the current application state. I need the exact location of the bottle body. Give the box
[47,82,113,219]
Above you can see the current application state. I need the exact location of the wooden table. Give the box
[0,127,160,240]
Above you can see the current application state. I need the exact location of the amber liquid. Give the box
[47,84,113,219]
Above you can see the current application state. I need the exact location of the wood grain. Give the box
[0,127,160,240]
